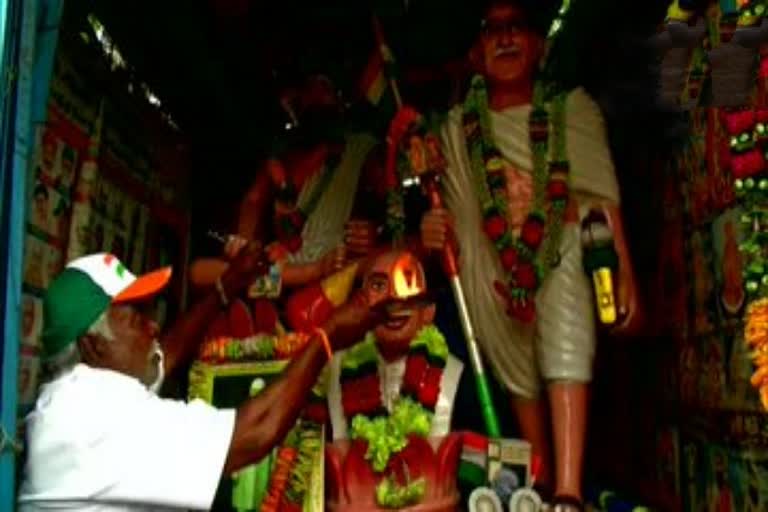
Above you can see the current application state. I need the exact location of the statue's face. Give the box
[474,3,541,88]
[362,251,434,356]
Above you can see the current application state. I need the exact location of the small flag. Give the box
[359,49,388,106]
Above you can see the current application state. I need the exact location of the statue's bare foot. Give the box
[550,495,584,512]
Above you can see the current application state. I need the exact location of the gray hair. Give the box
[45,311,116,377]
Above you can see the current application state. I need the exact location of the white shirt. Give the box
[17,364,236,511]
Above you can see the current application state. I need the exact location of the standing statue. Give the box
[419,2,640,510]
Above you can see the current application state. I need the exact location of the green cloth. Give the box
[42,268,111,358]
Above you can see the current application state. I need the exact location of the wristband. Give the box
[312,327,333,362]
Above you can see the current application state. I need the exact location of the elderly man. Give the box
[17,246,381,511]
[419,1,639,510]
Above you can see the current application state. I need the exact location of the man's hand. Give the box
[344,219,379,256]
[223,235,249,261]
[323,291,385,351]
[227,240,269,279]
[420,208,453,251]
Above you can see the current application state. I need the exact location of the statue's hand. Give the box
[611,267,643,337]
[420,208,453,252]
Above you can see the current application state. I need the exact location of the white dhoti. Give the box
[440,88,620,399]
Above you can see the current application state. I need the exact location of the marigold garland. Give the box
[746,299,768,410]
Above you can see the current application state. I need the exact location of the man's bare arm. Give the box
[223,336,328,473]
[223,293,380,473]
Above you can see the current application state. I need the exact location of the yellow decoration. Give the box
[592,268,617,325]
[321,262,359,307]
[667,0,694,22]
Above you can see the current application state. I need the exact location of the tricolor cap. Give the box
[41,253,172,358]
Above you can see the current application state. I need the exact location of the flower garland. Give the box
[339,325,448,507]
[462,76,569,322]
[199,332,311,363]
[260,420,323,512]
[738,0,767,26]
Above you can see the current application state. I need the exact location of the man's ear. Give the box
[78,334,107,365]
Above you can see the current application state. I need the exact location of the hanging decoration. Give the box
[738,0,767,26]
[198,332,314,363]
[726,107,768,411]
[259,421,324,512]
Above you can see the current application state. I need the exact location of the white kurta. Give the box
[288,132,377,265]
[440,87,620,399]
[326,347,464,440]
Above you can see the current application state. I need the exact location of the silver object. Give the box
[509,488,543,512]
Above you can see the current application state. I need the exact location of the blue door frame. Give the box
[0,0,62,508]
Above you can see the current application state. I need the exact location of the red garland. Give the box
[483,215,507,242]
[732,149,765,179]
[340,343,445,424]
[722,109,756,135]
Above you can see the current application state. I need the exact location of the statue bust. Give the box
[324,250,464,511]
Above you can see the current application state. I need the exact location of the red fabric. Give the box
[228,299,254,338]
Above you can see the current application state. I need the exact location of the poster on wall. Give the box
[20,294,43,349]
[709,206,762,411]
[657,211,688,343]
[688,228,718,338]
[17,349,41,410]
[23,235,50,292]
[681,437,768,512]
[712,207,747,323]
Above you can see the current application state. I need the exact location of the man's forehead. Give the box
[366,271,389,281]
[484,2,527,22]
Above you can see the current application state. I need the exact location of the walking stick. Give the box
[384,103,501,436]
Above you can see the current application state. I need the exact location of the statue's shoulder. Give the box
[564,87,605,124]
